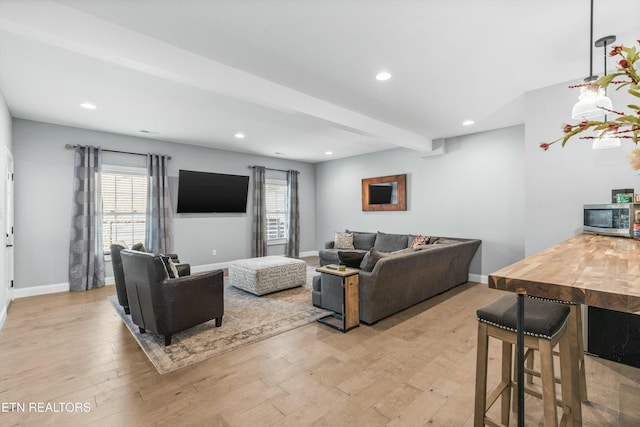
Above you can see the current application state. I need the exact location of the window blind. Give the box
[265,181,287,241]
[101,171,148,253]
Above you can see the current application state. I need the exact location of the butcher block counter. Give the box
[488,233,640,426]
[488,233,640,314]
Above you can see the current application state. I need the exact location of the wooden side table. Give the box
[315,266,360,332]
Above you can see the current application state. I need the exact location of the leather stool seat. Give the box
[474,294,575,426]
[477,294,570,338]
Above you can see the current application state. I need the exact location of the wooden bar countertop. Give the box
[488,233,640,314]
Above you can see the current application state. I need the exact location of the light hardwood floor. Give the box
[1,262,639,426]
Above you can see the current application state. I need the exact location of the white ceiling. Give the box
[0,0,638,163]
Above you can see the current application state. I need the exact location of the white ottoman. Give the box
[230,256,307,296]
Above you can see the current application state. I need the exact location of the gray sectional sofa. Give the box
[312,231,481,324]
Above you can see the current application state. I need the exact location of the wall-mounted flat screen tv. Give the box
[177,169,250,213]
[368,184,394,204]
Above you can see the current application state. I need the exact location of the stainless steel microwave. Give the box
[583,203,638,238]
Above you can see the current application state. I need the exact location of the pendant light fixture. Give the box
[571,0,613,121]
[592,130,622,149]
[592,34,621,149]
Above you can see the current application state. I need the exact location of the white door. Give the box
[2,148,13,316]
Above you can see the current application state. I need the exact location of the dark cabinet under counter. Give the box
[587,306,640,368]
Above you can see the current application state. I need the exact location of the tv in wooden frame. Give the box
[361,174,406,211]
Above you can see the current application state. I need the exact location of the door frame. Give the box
[1,146,13,329]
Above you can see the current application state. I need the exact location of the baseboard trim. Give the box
[469,273,488,284]
[13,262,235,298]
[190,262,232,274]
[11,252,361,299]
[14,282,70,298]
[14,280,116,299]
[0,304,7,331]
[191,253,318,274]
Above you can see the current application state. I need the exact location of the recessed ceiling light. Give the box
[462,120,475,126]
[375,71,392,81]
[234,132,245,139]
[80,102,96,110]
[325,151,333,155]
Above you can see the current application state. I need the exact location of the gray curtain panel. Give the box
[146,154,174,255]
[68,145,105,291]
[285,170,300,258]
[252,166,267,257]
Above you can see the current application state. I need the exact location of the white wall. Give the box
[315,125,526,278]
[12,119,316,290]
[524,79,639,255]
[0,91,12,327]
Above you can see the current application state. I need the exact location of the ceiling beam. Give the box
[0,0,433,152]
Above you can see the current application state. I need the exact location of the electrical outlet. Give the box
[212,249,217,256]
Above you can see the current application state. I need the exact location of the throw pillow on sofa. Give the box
[338,251,367,268]
[334,232,355,249]
[360,248,391,272]
[131,242,147,252]
[410,235,429,249]
[160,255,179,278]
[167,258,179,278]
[345,230,377,250]
[373,231,408,252]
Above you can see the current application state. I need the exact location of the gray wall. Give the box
[0,90,12,324]
[524,79,638,255]
[313,75,640,279]
[12,119,316,289]
[12,78,639,290]
[314,125,526,277]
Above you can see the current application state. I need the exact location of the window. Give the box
[265,179,287,244]
[101,166,148,254]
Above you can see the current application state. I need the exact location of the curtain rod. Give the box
[248,165,300,174]
[65,144,172,160]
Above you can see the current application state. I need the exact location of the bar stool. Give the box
[474,294,574,427]
[519,299,587,406]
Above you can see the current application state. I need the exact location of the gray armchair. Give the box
[120,249,224,346]
[110,242,190,314]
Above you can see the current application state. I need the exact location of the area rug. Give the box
[109,267,331,374]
